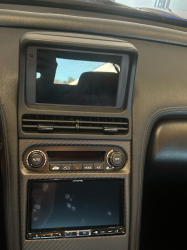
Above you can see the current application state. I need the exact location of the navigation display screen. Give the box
[36,49,121,107]
[28,179,124,230]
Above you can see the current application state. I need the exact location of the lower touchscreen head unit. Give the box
[27,179,125,239]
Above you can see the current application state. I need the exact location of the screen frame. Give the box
[26,46,130,109]
[26,178,125,233]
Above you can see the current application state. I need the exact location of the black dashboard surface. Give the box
[1,5,187,250]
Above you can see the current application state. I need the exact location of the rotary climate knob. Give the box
[107,151,125,168]
[27,150,46,168]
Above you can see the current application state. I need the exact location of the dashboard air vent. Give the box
[22,115,129,135]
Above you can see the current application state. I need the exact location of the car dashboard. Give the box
[0,3,187,250]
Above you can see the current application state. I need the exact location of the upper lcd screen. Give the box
[36,49,121,107]
[28,179,124,230]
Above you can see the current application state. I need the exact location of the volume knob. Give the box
[27,150,46,168]
[107,151,124,168]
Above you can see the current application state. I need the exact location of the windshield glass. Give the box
[1,0,187,23]
[116,0,187,19]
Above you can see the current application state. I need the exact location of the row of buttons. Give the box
[28,228,125,240]
[65,230,91,237]
[92,228,125,235]
[64,229,124,237]
[50,163,104,171]
[28,232,62,239]
[28,231,91,239]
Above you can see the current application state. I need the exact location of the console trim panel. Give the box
[19,139,130,250]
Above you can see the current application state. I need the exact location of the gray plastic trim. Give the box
[1,9,187,47]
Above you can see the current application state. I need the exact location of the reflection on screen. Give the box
[29,180,123,230]
[36,49,121,107]
[37,59,120,85]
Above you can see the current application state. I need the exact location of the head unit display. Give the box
[27,179,125,239]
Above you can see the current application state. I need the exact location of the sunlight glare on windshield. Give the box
[115,0,187,19]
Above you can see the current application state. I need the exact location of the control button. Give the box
[61,164,72,171]
[105,230,113,234]
[114,228,125,234]
[27,150,46,168]
[83,164,94,170]
[79,230,91,236]
[92,230,99,235]
[73,163,83,170]
[106,166,113,170]
[107,150,125,168]
[50,164,61,171]
[114,229,120,234]
[65,231,77,237]
[30,153,43,166]
[94,163,104,170]
[40,233,55,238]
[33,233,41,239]
[112,153,123,166]
[27,233,33,239]
[53,232,63,238]
[99,230,106,234]
[119,227,125,233]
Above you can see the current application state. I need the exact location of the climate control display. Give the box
[23,146,127,172]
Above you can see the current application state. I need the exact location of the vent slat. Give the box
[53,126,77,129]
[22,125,128,131]
[22,119,77,124]
[22,119,128,126]
[54,126,102,130]
[22,114,129,135]
[22,125,38,128]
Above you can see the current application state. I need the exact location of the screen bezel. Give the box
[27,178,125,233]
[26,46,130,109]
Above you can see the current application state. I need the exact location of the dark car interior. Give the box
[1,0,187,250]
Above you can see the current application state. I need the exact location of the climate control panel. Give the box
[23,146,127,172]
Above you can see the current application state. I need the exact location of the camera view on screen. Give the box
[36,49,121,106]
[29,179,124,230]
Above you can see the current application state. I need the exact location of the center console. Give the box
[18,32,137,250]
[23,145,127,172]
